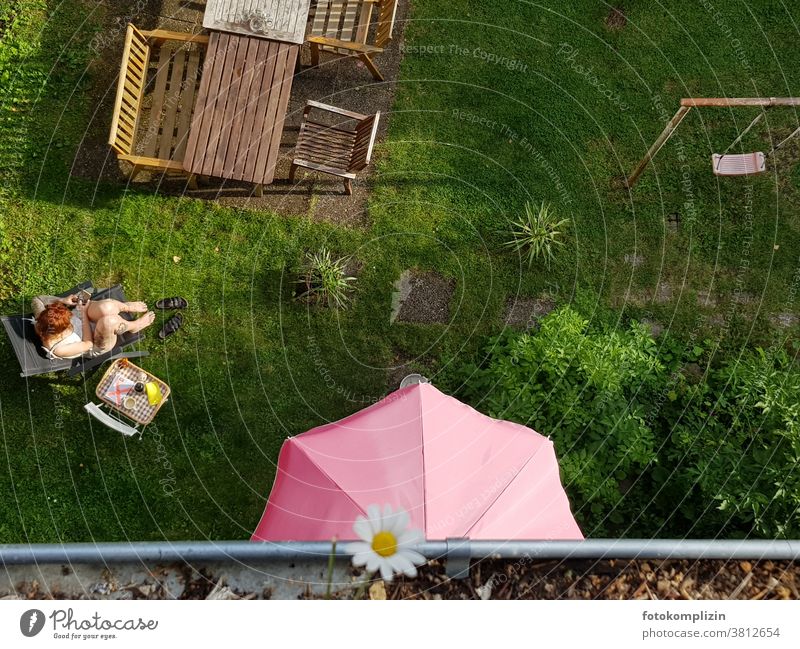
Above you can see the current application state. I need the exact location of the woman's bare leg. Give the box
[93,312,155,352]
[85,299,147,323]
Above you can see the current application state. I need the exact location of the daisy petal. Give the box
[378,559,395,582]
[365,554,382,575]
[381,504,394,531]
[344,541,371,555]
[401,549,427,566]
[353,517,372,542]
[388,553,418,578]
[385,508,409,536]
[350,551,373,568]
[366,505,382,534]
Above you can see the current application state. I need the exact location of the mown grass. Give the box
[0,0,798,542]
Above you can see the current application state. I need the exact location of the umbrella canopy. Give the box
[252,383,583,541]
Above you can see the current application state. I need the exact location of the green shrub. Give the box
[669,347,800,538]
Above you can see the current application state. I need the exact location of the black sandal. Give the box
[155,296,188,310]
[158,313,183,340]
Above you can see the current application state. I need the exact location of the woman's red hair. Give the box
[35,303,72,340]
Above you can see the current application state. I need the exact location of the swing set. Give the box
[624,97,800,188]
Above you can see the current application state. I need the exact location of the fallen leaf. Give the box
[369,580,387,600]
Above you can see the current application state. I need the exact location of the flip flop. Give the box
[155,296,189,310]
[158,313,183,340]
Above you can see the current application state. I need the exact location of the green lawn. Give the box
[0,0,798,542]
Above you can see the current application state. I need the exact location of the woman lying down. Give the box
[32,293,155,360]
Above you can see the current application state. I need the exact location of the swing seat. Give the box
[712,152,766,176]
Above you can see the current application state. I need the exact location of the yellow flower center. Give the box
[371,531,398,557]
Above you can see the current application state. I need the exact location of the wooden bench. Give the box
[108,25,209,185]
[307,0,397,81]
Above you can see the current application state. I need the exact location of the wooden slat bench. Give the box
[307,0,397,81]
[108,25,209,185]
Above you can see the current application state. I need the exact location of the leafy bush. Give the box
[667,347,800,538]
[444,305,800,538]
[295,248,357,308]
[503,201,569,268]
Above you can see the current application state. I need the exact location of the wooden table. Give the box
[182,31,299,191]
[203,0,312,44]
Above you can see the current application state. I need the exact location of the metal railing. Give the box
[2,539,799,578]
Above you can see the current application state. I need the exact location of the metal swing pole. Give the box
[624,106,692,189]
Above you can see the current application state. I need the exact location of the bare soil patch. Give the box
[696,290,717,308]
[770,312,799,328]
[391,269,455,325]
[623,253,645,268]
[641,318,664,337]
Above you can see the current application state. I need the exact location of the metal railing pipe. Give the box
[1,539,799,567]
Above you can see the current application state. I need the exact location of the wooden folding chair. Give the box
[307,0,397,81]
[290,100,380,194]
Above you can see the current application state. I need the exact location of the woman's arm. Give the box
[50,339,94,358]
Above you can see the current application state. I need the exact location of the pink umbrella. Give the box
[251,383,583,541]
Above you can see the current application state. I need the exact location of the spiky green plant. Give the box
[503,201,569,269]
[295,247,357,308]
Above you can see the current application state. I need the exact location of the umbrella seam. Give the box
[462,439,549,538]
[292,439,369,526]
[419,384,427,537]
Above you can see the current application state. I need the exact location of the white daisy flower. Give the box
[345,504,426,582]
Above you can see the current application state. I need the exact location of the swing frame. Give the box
[624,97,800,188]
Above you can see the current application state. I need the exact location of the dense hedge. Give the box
[442,305,800,539]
